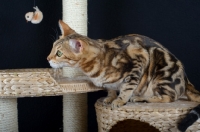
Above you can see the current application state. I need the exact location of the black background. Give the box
[1,0,200,132]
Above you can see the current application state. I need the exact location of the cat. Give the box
[47,20,200,130]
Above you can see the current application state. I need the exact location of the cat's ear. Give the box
[69,39,85,53]
[58,20,75,37]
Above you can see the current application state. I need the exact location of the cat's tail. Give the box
[185,79,200,102]
[178,78,200,132]
[178,104,200,132]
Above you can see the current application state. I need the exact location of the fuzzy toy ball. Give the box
[25,6,43,24]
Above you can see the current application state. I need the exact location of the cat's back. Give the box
[102,34,166,51]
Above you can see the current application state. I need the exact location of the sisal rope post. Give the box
[0,99,18,132]
[62,0,88,131]
[63,94,87,132]
[62,0,87,35]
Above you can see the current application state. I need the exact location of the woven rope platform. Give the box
[95,98,200,132]
[0,68,102,98]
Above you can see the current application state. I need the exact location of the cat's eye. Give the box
[56,50,63,57]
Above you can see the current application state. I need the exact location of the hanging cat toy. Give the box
[25,0,43,24]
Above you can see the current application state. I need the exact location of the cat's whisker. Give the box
[49,36,54,42]
[55,28,59,40]
[51,28,59,40]
[50,34,56,42]
[51,27,57,34]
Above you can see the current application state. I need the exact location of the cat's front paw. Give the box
[103,97,115,105]
[130,96,147,102]
[111,98,126,109]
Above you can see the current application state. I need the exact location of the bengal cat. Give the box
[47,20,200,115]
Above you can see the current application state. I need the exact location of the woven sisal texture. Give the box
[0,68,101,98]
[95,97,200,132]
[63,94,88,132]
[0,68,61,97]
[0,99,18,132]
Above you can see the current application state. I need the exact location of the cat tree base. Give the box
[95,97,200,132]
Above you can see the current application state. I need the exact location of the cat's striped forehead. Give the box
[54,33,99,49]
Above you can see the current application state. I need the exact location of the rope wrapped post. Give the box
[62,0,87,35]
[63,94,87,132]
[62,0,87,131]
[0,99,18,132]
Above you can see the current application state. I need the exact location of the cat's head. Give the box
[47,20,101,69]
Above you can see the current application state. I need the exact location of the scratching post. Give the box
[62,0,88,131]
[63,94,87,132]
[0,99,18,132]
[62,0,87,35]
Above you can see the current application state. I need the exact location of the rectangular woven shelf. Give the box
[0,68,102,98]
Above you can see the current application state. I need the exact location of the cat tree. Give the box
[1,0,200,132]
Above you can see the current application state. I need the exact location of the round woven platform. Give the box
[95,97,200,132]
[0,68,102,98]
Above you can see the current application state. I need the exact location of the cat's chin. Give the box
[49,61,68,69]
[50,65,62,69]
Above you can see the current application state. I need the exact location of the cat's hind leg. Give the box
[103,89,117,105]
[130,87,175,103]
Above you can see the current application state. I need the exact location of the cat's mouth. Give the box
[49,60,69,68]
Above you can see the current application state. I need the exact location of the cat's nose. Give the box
[47,56,51,61]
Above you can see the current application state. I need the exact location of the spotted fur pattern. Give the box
[47,20,200,110]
